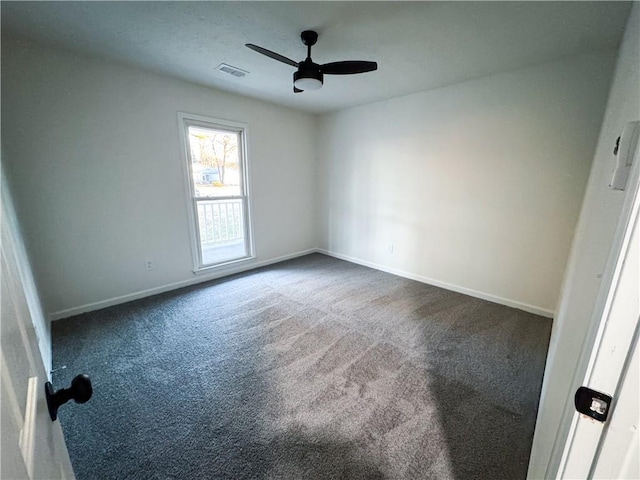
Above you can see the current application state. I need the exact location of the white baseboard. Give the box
[317,249,554,318]
[50,247,554,321]
[49,249,318,321]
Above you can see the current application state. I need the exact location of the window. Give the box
[178,113,252,270]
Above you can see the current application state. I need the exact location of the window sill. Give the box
[192,255,256,276]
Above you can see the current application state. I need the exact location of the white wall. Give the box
[1,37,318,318]
[317,51,616,315]
[528,5,640,478]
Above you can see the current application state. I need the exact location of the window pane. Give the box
[188,126,241,197]
[196,199,247,265]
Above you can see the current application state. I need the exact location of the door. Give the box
[555,142,640,478]
[1,179,75,479]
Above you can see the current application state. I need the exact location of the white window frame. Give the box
[177,112,254,273]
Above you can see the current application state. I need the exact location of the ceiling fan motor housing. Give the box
[294,60,323,87]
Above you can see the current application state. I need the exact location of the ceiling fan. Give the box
[246,30,378,93]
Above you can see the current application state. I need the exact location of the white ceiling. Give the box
[1,1,631,114]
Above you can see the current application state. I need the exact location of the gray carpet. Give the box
[52,253,552,479]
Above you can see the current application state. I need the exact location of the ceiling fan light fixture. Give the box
[294,77,322,91]
[293,69,323,91]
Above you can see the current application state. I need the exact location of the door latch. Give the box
[574,386,612,423]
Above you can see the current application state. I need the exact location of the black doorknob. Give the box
[45,374,93,421]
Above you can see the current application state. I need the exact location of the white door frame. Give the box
[551,141,640,478]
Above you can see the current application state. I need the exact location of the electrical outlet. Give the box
[145,261,154,271]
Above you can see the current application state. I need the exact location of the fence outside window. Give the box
[196,199,244,246]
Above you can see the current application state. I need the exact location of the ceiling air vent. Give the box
[216,63,249,78]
